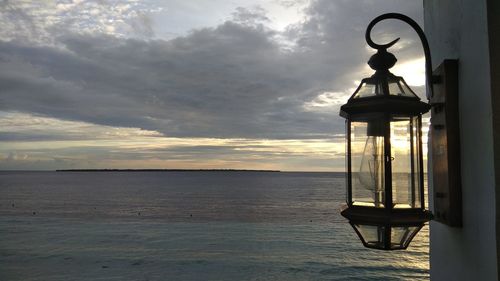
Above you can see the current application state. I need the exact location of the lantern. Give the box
[339,14,432,250]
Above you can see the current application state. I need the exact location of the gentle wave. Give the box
[0,171,428,281]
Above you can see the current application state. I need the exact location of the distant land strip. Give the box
[56,169,281,172]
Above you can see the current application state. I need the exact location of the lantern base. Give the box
[341,205,432,225]
[341,205,431,250]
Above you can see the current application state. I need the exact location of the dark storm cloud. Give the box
[0,0,423,140]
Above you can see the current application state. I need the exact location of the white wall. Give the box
[424,0,497,280]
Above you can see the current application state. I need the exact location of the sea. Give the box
[0,171,429,281]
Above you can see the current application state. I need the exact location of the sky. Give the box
[0,0,427,171]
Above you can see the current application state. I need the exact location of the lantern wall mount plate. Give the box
[430,59,462,227]
[339,13,461,250]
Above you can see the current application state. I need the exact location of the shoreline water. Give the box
[0,171,428,280]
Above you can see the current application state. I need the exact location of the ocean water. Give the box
[0,171,428,281]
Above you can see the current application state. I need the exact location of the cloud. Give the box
[0,111,162,142]
[0,0,161,43]
[232,6,270,26]
[0,0,425,170]
[6,151,28,161]
[0,24,330,139]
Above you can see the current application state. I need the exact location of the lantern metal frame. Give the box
[339,13,434,250]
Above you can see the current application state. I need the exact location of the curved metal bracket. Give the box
[366,13,435,100]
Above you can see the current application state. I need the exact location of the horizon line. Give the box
[0,168,343,173]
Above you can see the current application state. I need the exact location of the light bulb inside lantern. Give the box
[358,120,385,207]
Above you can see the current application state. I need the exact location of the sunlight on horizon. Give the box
[0,111,344,172]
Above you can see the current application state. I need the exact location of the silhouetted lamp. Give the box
[339,13,433,250]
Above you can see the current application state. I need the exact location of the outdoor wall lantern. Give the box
[339,13,451,250]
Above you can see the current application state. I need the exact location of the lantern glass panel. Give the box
[350,121,385,207]
[398,78,419,98]
[352,80,377,99]
[391,116,422,209]
[352,76,419,99]
[387,76,418,98]
[412,117,422,206]
[345,120,349,202]
[353,223,422,250]
[353,224,386,248]
[390,226,421,249]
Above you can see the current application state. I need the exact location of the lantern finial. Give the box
[365,13,435,99]
[367,49,397,72]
